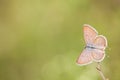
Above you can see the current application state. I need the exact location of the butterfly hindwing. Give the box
[93,35,107,50]
[91,49,105,62]
[91,35,107,62]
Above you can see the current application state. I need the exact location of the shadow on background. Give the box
[0,0,120,80]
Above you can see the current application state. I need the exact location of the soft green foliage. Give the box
[0,0,120,80]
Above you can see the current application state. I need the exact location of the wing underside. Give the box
[93,35,107,50]
[83,24,98,44]
[76,49,92,65]
[92,49,105,62]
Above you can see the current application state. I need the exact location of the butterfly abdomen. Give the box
[86,46,96,49]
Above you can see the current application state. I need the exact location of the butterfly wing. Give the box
[83,24,98,45]
[76,49,93,66]
[94,35,107,50]
[92,35,107,62]
[92,49,105,62]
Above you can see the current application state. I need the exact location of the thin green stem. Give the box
[96,63,109,80]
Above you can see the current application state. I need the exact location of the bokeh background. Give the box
[0,0,120,80]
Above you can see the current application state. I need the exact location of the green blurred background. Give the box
[0,0,120,80]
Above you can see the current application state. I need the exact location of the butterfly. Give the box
[76,24,107,66]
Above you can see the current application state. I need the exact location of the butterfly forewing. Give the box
[76,49,93,65]
[83,24,98,45]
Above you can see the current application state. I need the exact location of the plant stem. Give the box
[96,62,109,80]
